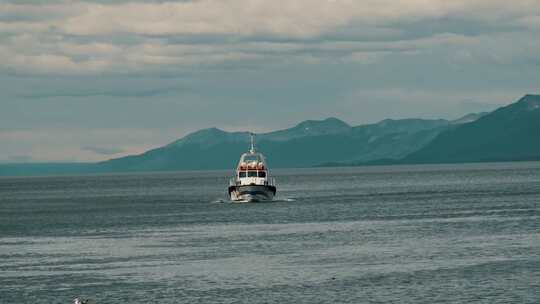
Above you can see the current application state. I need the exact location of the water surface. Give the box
[1,163,539,303]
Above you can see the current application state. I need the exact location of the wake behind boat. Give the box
[228,134,276,202]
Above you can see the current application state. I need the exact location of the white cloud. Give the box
[0,0,538,73]
[51,0,540,37]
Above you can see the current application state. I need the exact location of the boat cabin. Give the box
[235,152,269,185]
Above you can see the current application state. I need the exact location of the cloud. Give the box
[19,85,189,99]
[2,1,537,37]
[39,1,540,37]
[0,1,539,74]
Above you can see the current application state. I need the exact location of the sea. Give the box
[1,162,539,304]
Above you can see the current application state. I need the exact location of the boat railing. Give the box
[229,176,276,186]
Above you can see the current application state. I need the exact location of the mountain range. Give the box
[98,117,456,171]
[404,94,540,163]
[1,94,539,176]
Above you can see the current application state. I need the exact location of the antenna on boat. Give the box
[249,133,255,153]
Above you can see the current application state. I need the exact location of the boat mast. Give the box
[249,133,255,153]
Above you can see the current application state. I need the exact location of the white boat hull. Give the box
[228,185,276,202]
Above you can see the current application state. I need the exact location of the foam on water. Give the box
[211,196,296,204]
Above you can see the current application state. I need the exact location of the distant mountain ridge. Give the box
[404,94,540,163]
[2,94,539,176]
[98,115,465,171]
[168,117,353,149]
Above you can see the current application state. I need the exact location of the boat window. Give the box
[258,171,266,178]
[248,171,258,177]
[243,155,260,162]
[239,172,247,178]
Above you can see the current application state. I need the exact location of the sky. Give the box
[1,0,540,162]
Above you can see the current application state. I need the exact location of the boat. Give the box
[228,134,276,202]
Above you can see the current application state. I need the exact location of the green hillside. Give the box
[405,95,540,163]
